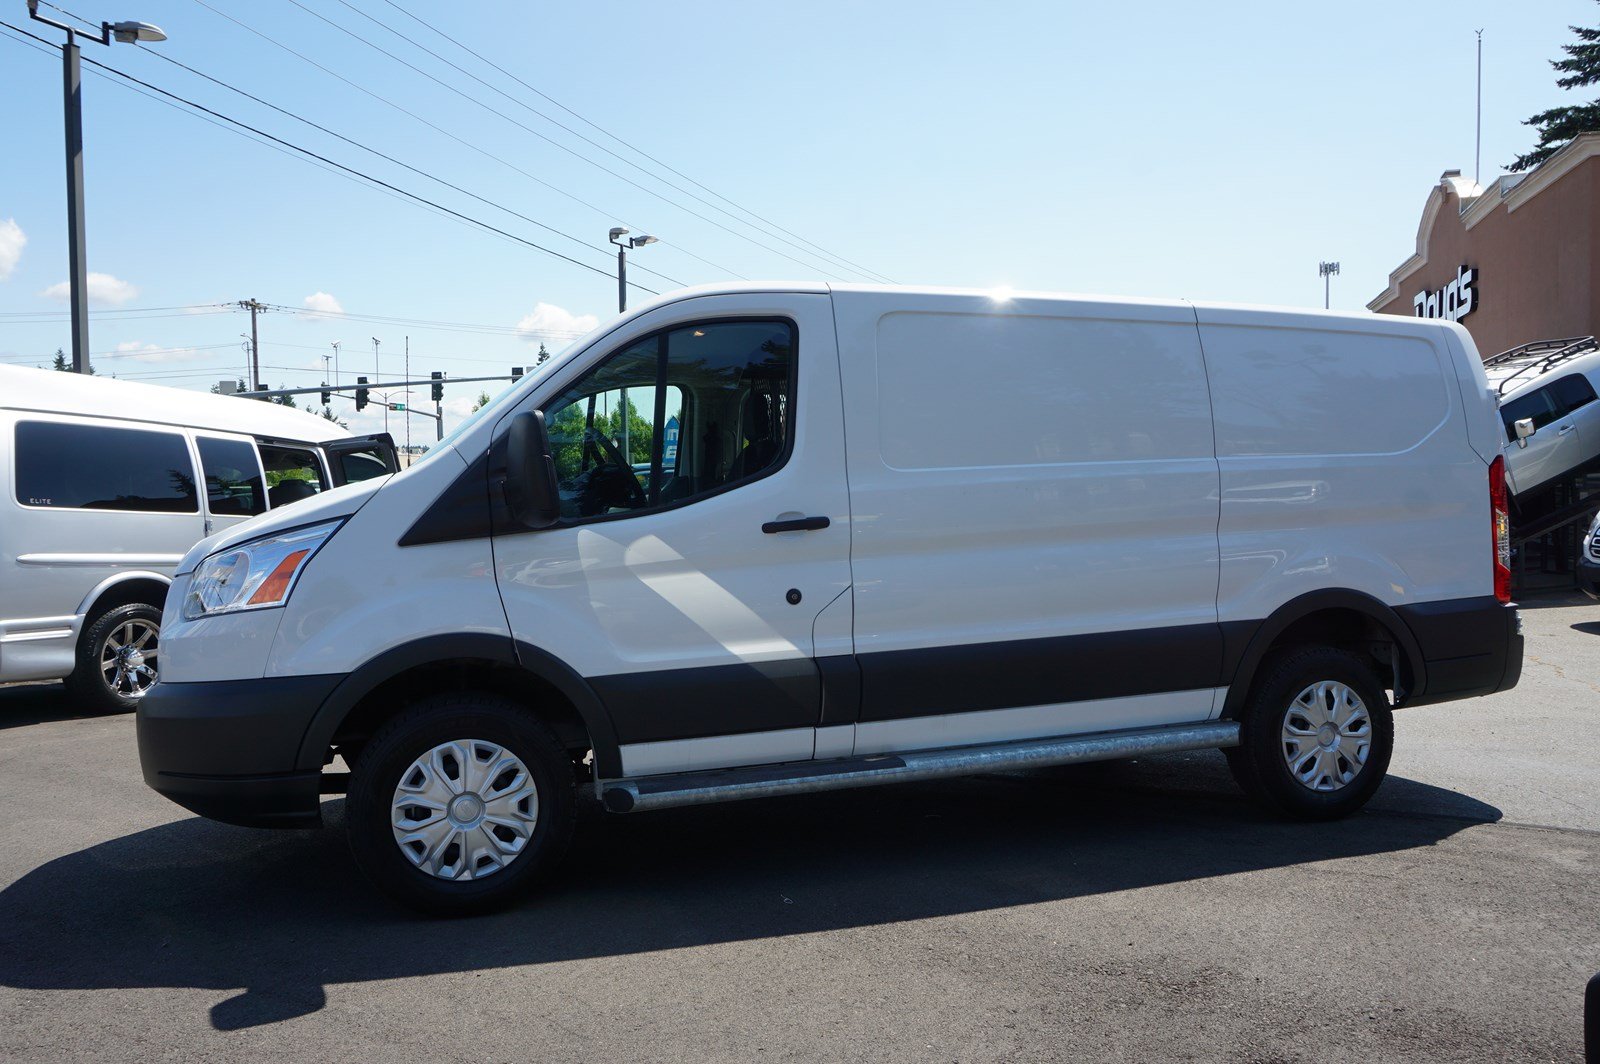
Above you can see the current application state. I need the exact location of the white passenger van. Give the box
[0,365,395,710]
[138,284,1523,914]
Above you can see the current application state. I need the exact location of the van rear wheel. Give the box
[344,693,577,916]
[66,602,162,713]
[1225,646,1394,820]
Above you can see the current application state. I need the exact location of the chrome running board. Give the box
[597,720,1241,813]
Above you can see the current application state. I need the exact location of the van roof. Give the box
[0,364,348,443]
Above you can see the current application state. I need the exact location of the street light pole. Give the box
[609,226,658,314]
[1319,261,1341,310]
[27,2,167,374]
[61,30,88,374]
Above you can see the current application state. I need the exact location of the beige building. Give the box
[1369,131,1600,358]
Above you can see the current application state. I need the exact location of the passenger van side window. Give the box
[1551,374,1598,415]
[1500,388,1560,442]
[14,420,197,513]
[541,319,795,521]
[196,437,265,516]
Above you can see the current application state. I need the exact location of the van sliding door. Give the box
[832,290,1224,755]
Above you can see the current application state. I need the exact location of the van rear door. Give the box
[322,432,398,486]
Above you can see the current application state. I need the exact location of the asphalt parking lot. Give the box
[1,597,1596,1063]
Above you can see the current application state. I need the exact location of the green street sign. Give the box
[393,403,406,411]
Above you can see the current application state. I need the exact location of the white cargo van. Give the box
[0,365,395,710]
[138,284,1522,914]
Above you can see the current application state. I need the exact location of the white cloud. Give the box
[41,272,139,306]
[110,340,206,364]
[516,302,597,343]
[0,219,25,280]
[303,291,344,317]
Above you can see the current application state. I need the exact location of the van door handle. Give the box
[762,515,830,533]
[1560,424,1576,435]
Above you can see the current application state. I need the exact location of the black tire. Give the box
[65,602,163,713]
[1225,646,1394,820]
[345,692,577,916]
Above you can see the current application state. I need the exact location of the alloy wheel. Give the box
[100,618,159,700]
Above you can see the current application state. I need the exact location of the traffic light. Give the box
[320,382,331,407]
[356,376,369,412]
[511,366,524,381]
[431,370,443,402]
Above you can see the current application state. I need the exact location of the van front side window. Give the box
[258,443,327,509]
[541,319,795,521]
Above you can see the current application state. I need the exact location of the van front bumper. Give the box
[137,674,342,828]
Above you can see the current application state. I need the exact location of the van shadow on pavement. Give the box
[0,681,125,731]
[0,757,1500,1032]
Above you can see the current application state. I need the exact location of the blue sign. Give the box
[664,416,680,463]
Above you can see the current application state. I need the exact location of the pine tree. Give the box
[536,342,551,365]
[1512,4,1600,171]
[51,349,68,372]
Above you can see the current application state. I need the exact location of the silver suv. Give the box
[1487,336,1600,499]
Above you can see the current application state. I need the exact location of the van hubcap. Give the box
[100,619,159,699]
[1280,681,1371,792]
[391,740,538,881]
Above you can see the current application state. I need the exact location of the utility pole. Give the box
[236,298,266,390]
[331,340,341,388]
[1319,261,1340,309]
[404,335,411,455]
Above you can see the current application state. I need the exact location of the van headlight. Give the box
[183,519,342,620]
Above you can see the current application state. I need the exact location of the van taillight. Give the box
[1490,455,1511,603]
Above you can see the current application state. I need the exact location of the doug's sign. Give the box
[1413,264,1477,322]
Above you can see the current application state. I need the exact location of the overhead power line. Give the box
[272,0,869,282]
[0,22,564,263]
[177,0,746,282]
[129,44,690,289]
[0,20,660,297]
[367,0,895,284]
[322,0,894,284]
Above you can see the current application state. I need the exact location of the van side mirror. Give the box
[504,411,560,529]
[1514,417,1536,448]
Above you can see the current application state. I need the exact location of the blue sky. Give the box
[0,0,1593,438]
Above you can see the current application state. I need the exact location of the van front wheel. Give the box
[66,602,162,713]
[344,693,577,916]
[1225,646,1394,820]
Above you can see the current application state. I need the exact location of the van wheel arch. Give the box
[77,573,171,627]
[1221,590,1426,720]
[298,635,621,780]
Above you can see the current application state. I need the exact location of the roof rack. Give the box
[1484,335,1598,395]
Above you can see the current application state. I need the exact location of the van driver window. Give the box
[541,319,795,521]
[258,443,326,509]
[14,420,198,513]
